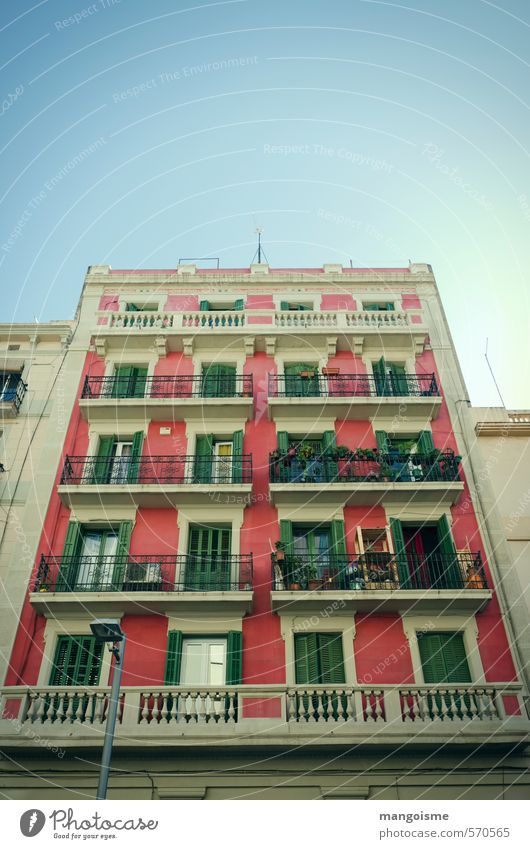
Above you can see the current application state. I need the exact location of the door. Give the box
[293,527,331,585]
[48,635,103,720]
[109,441,133,483]
[213,442,233,483]
[180,638,228,717]
[284,363,320,397]
[417,631,472,717]
[201,364,237,397]
[185,525,231,590]
[111,366,148,398]
[0,371,21,401]
[76,530,118,589]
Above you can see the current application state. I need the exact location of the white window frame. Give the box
[402,614,484,684]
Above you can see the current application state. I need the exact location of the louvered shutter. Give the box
[375,430,390,453]
[232,429,244,483]
[436,514,461,588]
[194,434,213,483]
[233,299,244,311]
[57,522,82,590]
[49,636,102,686]
[128,431,144,483]
[199,300,210,311]
[92,436,114,484]
[226,631,243,685]
[112,520,133,588]
[294,633,319,684]
[112,365,133,398]
[417,430,435,455]
[322,430,337,479]
[330,519,347,585]
[164,631,183,685]
[372,357,386,395]
[389,517,411,588]
[318,633,345,684]
[280,301,290,310]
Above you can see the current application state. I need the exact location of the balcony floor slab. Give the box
[269,481,464,506]
[270,589,492,615]
[57,483,252,508]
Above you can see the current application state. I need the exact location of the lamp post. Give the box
[90,619,126,801]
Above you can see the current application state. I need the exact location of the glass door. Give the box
[76,530,118,589]
[186,525,231,590]
[109,441,133,483]
[293,527,331,585]
[213,442,233,483]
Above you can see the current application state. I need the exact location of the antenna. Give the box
[251,227,269,265]
[485,338,506,408]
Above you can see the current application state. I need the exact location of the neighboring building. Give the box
[0,262,529,800]
[0,321,80,684]
[471,408,530,619]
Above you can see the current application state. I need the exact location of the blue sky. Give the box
[1,0,529,407]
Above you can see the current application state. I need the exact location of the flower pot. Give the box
[275,550,285,562]
[322,367,339,376]
[289,582,301,590]
[300,371,315,378]
[308,579,321,590]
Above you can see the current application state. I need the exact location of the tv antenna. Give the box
[251,227,269,265]
[485,338,506,408]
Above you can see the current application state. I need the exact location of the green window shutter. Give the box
[226,631,243,685]
[58,522,82,589]
[111,520,133,587]
[280,301,290,310]
[232,429,244,483]
[199,300,210,311]
[92,436,115,484]
[373,357,387,395]
[389,517,411,588]
[418,632,471,684]
[194,434,214,483]
[277,431,289,454]
[279,519,294,557]
[49,636,103,687]
[389,363,408,396]
[386,302,394,311]
[318,633,345,684]
[128,431,144,483]
[112,365,133,398]
[202,364,236,397]
[330,519,347,577]
[294,633,319,684]
[131,366,148,398]
[322,430,337,479]
[164,630,183,685]
[233,298,244,311]
[436,514,461,587]
[417,430,435,455]
[375,430,390,453]
[126,303,139,312]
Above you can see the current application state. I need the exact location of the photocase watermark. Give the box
[2,137,106,254]
[54,0,121,31]
[1,84,24,117]
[112,56,259,103]
[4,712,65,759]
[421,142,493,211]
[317,207,401,252]
[517,193,530,223]
[264,142,393,172]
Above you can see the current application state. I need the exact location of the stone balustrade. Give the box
[1,684,524,734]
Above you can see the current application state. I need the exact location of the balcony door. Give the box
[284,363,320,397]
[201,364,236,398]
[213,442,233,482]
[373,357,409,396]
[76,530,118,590]
[185,525,231,590]
[293,526,331,580]
[0,371,21,401]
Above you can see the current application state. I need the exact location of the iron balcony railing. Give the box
[272,551,487,592]
[269,451,462,484]
[268,372,439,398]
[81,374,253,400]
[60,454,253,485]
[34,553,253,593]
[0,376,28,412]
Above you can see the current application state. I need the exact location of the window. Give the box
[294,633,345,684]
[372,358,409,396]
[91,432,143,484]
[283,363,320,397]
[57,520,133,591]
[180,639,227,686]
[363,301,395,311]
[201,364,237,397]
[125,302,158,312]
[275,430,337,483]
[0,371,22,401]
[49,636,103,687]
[199,299,244,311]
[111,365,148,398]
[390,516,462,589]
[185,524,231,590]
[280,300,312,311]
[194,431,244,483]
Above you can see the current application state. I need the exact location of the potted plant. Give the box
[307,562,321,591]
[322,367,339,376]
[300,370,315,379]
[287,557,305,590]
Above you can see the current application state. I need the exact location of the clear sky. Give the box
[1,0,529,407]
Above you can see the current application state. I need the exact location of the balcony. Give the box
[79,374,254,422]
[269,451,464,506]
[58,454,253,508]
[93,308,427,354]
[30,553,253,615]
[0,376,27,417]
[1,683,527,751]
[270,552,491,614]
[268,372,442,420]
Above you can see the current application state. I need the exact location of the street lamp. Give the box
[90,619,126,800]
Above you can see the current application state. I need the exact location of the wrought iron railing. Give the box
[0,376,27,412]
[60,454,253,485]
[34,553,253,593]
[268,372,439,398]
[271,551,486,591]
[81,374,253,400]
[269,451,461,484]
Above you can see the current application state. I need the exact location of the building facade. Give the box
[0,262,529,800]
